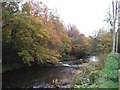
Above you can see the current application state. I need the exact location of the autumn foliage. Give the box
[2,1,94,65]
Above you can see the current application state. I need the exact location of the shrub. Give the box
[72,53,119,88]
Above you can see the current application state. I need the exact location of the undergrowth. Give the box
[72,53,119,88]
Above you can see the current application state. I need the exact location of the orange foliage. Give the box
[54,35,62,45]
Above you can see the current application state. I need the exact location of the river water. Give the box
[3,66,76,88]
[2,56,98,88]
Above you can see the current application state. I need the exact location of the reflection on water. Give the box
[2,66,74,88]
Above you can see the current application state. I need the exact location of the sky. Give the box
[39,0,112,36]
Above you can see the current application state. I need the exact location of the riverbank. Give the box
[2,62,57,73]
[72,53,119,88]
[2,58,86,73]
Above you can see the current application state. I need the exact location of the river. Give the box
[2,56,98,88]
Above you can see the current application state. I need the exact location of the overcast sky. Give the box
[40,0,112,36]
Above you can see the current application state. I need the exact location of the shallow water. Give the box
[2,66,75,88]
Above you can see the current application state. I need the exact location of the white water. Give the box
[59,56,98,68]
[62,63,71,67]
[89,56,98,61]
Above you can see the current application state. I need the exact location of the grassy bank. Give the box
[72,53,119,88]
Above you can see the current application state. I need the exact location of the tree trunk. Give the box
[116,31,118,53]
[112,22,116,53]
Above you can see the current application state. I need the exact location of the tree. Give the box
[2,1,73,64]
[105,0,119,53]
[66,24,93,58]
[105,0,118,53]
[2,2,21,64]
[112,0,118,53]
[96,29,112,54]
[2,1,62,65]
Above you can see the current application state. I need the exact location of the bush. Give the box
[72,61,102,88]
[72,53,119,88]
